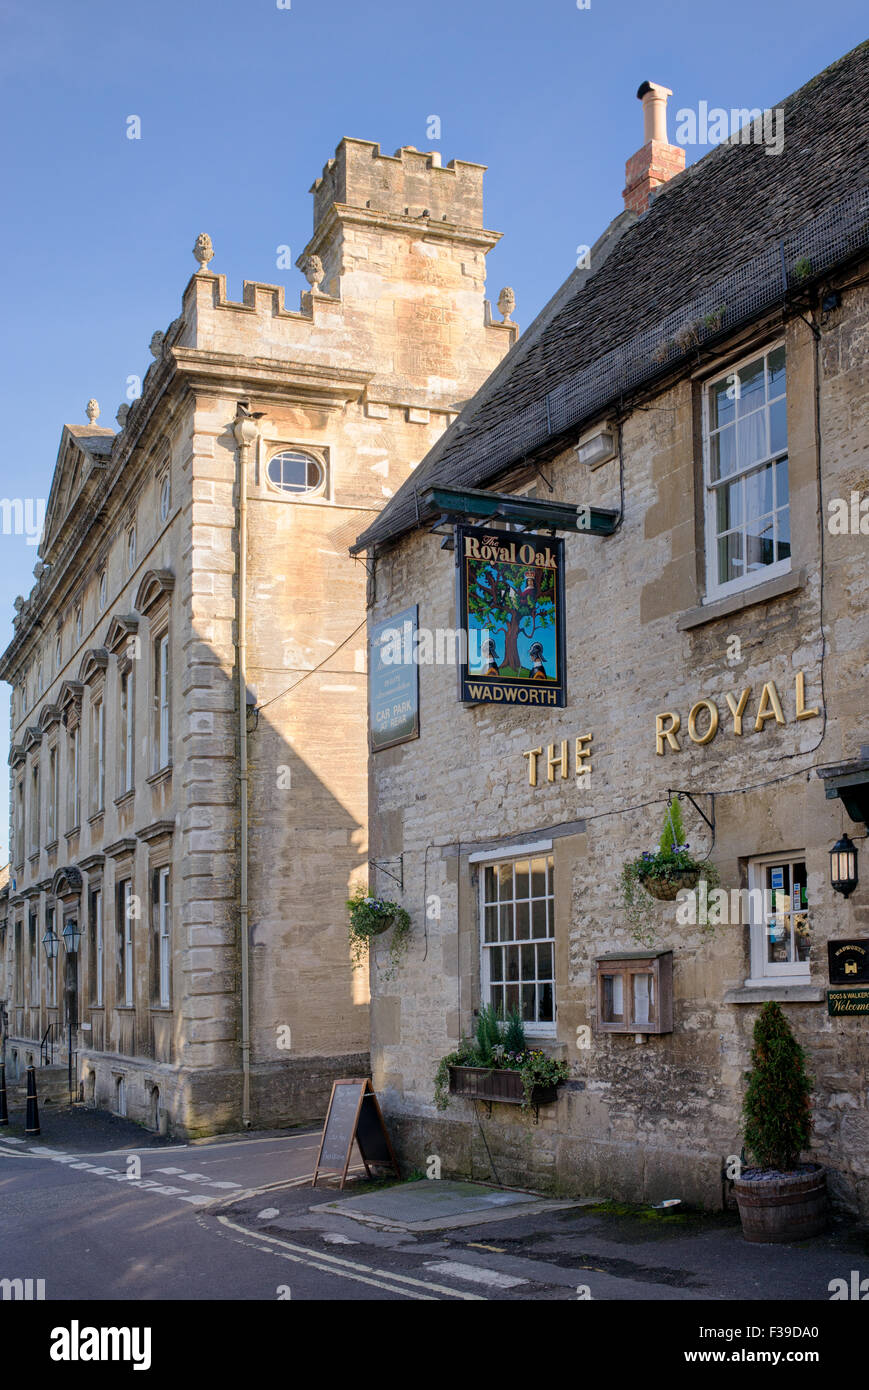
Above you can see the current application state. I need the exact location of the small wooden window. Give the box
[595,951,673,1035]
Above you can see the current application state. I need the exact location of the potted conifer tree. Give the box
[733,1001,827,1242]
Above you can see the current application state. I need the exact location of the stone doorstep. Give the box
[313,1179,594,1233]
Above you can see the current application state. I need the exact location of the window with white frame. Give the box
[480,849,556,1030]
[156,866,171,1006]
[154,632,170,771]
[91,696,105,813]
[120,878,134,1007]
[119,668,134,794]
[746,852,810,983]
[266,449,325,496]
[703,344,789,601]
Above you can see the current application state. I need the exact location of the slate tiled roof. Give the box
[65,424,116,458]
[354,40,869,555]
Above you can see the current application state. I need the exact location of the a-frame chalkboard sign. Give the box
[312,1078,400,1189]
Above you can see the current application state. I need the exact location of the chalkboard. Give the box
[312,1078,400,1188]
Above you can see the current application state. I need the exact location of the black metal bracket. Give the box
[369,855,403,891]
[668,788,715,837]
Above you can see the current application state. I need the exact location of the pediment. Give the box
[9,744,26,769]
[104,614,139,655]
[39,425,115,566]
[134,568,175,616]
[38,704,62,733]
[21,726,42,752]
[58,679,84,713]
[51,865,83,899]
[78,647,109,686]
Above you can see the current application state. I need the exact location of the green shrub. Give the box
[742,1002,812,1171]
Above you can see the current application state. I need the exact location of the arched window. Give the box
[98,571,107,610]
[127,527,137,571]
[266,449,324,496]
[159,474,170,523]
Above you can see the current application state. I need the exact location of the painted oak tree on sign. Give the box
[468,552,556,678]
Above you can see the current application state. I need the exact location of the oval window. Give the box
[159,474,170,522]
[98,571,107,610]
[266,450,324,496]
[127,528,137,571]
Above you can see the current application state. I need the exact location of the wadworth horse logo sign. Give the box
[457,527,567,707]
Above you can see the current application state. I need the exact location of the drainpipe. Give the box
[232,403,259,1129]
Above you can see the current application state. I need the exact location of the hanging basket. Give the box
[363,915,395,938]
[640,868,702,901]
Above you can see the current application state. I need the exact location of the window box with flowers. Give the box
[434,1005,569,1114]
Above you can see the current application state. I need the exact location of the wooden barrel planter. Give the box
[447,1066,557,1107]
[733,1165,827,1243]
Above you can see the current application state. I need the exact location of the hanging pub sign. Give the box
[456,526,566,707]
[369,605,420,752]
[828,939,869,985]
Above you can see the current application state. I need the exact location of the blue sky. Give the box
[0,0,865,858]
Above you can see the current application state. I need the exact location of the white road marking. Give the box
[424,1261,528,1289]
[215,1214,485,1301]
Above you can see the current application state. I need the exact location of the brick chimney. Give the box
[623,81,685,213]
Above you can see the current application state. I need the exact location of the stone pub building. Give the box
[354,45,869,1214]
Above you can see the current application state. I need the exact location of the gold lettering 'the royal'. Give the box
[725,687,752,736]
[687,699,719,745]
[575,733,593,781]
[655,711,681,756]
[754,680,786,731]
[547,741,569,782]
[795,670,820,721]
[523,747,543,786]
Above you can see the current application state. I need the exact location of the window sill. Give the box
[114,790,135,810]
[724,982,823,1004]
[87,811,105,828]
[45,839,58,854]
[146,765,173,788]
[678,568,805,631]
[64,827,80,843]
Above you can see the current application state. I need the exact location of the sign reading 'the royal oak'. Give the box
[457,526,566,707]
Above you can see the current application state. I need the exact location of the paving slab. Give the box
[315,1179,589,1231]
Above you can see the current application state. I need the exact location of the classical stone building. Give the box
[0,139,515,1134]
[355,45,869,1214]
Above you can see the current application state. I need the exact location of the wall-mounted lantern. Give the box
[830,834,859,899]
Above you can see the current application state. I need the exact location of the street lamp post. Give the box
[61,919,81,1101]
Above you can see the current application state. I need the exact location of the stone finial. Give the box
[13,596,24,612]
[33,562,44,579]
[497,287,516,324]
[86,399,100,425]
[116,403,130,428]
[193,232,214,272]
[149,330,165,359]
[303,253,325,295]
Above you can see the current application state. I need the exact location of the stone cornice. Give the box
[135,818,176,844]
[170,346,372,407]
[104,837,136,861]
[300,202,502,263]
[104,614,139,655]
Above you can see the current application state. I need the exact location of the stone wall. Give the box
[366,280,869,1214]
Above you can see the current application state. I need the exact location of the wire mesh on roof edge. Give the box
[361,186,869,550]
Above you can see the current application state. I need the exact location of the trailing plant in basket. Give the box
[620,799,720,945]
[346,886,411,980]
[742,1001,812,1173]
[433,1007,570,1113]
